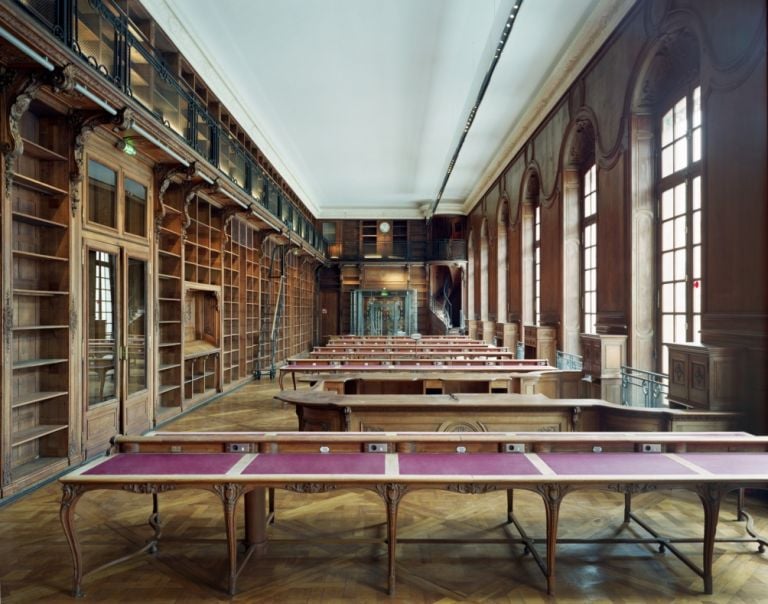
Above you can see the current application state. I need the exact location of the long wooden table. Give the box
[293,369,581,398]
[278,359,554,389]
[60,432,768,597]
[276,391,742,433]
[309,349,519,360]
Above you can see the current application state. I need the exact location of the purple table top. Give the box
[679,453,768,475]
[398,453,541,476]
[85,453,243,475]
[244,453,386,475]
[538,453,695,476]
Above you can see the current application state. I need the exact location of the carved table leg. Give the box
[376,483,408,595]
[244,487,269,555]
[697,483,725,595]
[60,484,87,597]
[537,484,570,596]
[215,483,244,595]
[624,491,632,523]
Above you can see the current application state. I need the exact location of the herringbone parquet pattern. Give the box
[1,381,766,603]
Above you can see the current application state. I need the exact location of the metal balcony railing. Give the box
[14,0,326,256]
[620,366,669,408]
[556,351,583,371]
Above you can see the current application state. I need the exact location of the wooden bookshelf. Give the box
[156,188,184,412]
[184,196,222,286]
[222,218,243,386]
[244,225,260,377]
[4,97,72,492]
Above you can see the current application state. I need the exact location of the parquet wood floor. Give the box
[1,380,766,603]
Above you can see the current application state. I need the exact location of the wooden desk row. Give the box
[275,391,742,433]
[309,349,518,360]
[60,432,768,597]
[316,343,510,352]
[327,335,480,343]
[278,359,553,389]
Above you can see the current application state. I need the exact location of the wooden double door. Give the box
[83,241,152,457]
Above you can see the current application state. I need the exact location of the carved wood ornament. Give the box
[155,164,194,236]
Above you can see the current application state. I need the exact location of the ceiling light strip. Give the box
[428,0,524,220]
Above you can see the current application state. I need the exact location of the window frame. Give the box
[657,84,703,374]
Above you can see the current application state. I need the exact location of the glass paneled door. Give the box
[83,243,151,457]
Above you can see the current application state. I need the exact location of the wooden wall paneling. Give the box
[582,6,645,160]
[533,102,569,199]
[702,53,767,317]
[595,155,626,332]
[540,188,562,328]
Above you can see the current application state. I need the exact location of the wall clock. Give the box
[379,221,391,234]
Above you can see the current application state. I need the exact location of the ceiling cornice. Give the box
[460,0,637,214]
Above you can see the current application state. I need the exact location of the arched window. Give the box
[497,199,508,323]
[479,220,489,321]
[582,163,597,334]
[630,29,700,372]
[521,170,540,327]
[659,85,702,373]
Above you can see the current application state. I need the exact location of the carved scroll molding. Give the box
[60,484,87,508]
[122,483,177,494]
[3,74,44,199]
[213,483,243,509]
[375,483,408,505]
[611,483,658,495]
[3,291,12,356]
[155,164,194,237]
[50,64,77,94]
[284,483,337,494]
[222,207,249,244]
[71,107,138,218]
[70,112,112,218]
[182,182,211,240]
[446,483,498,495]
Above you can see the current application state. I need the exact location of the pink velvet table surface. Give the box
[538,453,696,476]
[678,453,768,475]
[398,453,541,476]
[84,453,244,475]
[244,453,386,475]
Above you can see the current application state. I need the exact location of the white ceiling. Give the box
[141,0,635,219]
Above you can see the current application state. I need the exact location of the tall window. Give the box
[659,86,702,373]
[480,220,489,321]
[533,204,541,324]
[582,164,597,334]
[497,202,508,323]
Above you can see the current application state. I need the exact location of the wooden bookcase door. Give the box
[82,242,151,458]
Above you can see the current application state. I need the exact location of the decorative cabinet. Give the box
[2,92,77,495]
[581,334,627,404]
[523,325,556,365]
[667,343,741,411]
